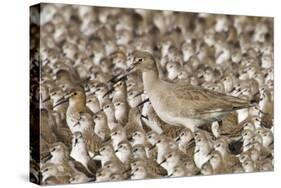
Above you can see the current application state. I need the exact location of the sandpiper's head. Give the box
[209,150,223,166]
[110,173,124,181]
[242,129,254,140]
[162,150,180,165]
[72,132,84,146]
[177,128,193,143]
[93,111,106,122]
[111,126,126,140]
[113,100,126,111]
[239,152,251,163]
[49,142,68,156]
[130,165,147,179]
[130,158,145,170]
[201,161,213,175]
[242,159,255,172]
[132,145,147,159]
[41,163,58,178]
[116,141,132,153]
[147,131,160,145]
[99,144,114,156]
[132,130,146,143]
[128,51,157,72]
[169,165,186,177]
[214,140,227,151]
[96,168,111,182]
[103,161,121,173]
[114,80,126,91]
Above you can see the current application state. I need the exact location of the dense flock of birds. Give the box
[30,4,273,185]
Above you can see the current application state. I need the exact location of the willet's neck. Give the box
[142,69,160,91]
[69,98,86,109]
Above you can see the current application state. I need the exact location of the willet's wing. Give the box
[170,85,252,117]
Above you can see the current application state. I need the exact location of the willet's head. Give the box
[127,51,157,72]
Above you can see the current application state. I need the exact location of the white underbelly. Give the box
[156,110,205,131]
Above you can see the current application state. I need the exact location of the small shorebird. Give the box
[70,132,101,172]
[115,141,133,166]
[97,144,123,167]
[127,51,253,131]
[93,112,111,141]
[130,164,160,180]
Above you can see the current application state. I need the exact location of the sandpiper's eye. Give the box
[168,154,172,158]
[73,92,77,95]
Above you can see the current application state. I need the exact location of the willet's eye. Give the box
[137,58,143,62]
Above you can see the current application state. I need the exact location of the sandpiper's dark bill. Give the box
[30,2,274,185]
